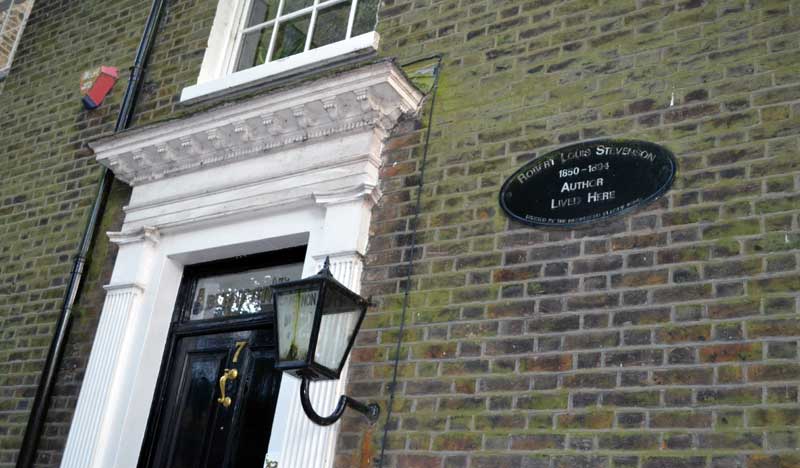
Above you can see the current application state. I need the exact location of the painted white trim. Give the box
[197,0,246,83]
[102,283,145,293]
[107,226,160,245]
[62,63,421,468]
[97,62,420,185]
[181,32,379,103]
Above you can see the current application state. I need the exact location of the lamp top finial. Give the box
[317,256,333,278]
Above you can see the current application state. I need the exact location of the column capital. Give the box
[103,283,145,294]
[107,226,160,246]
[313,183,381,207]
[312,251,363,266]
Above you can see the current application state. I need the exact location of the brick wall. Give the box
[2,0,799,467]
[0,0,360,464]
[0,1,151,465]
[0,0,33,72]
[0,0,331,464]
[337,0,800,467]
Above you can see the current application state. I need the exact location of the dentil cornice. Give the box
[91,61,423,185]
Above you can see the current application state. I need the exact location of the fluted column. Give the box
[61,228,160,468]
[277,254,363,468]
[269,184,378,467]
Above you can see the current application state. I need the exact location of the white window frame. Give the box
[0,0,34,79]
[181,0,379,103]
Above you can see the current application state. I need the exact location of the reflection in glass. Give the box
[236,27,273,71]
[352,0,379,36]
[315,311,359,370]
[245,0,280,27]
[310,3,349,49]
[283,0,314,14]
[276,289,318,362]
[273,14,310,60]
[190,263,303,321]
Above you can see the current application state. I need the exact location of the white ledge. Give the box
[92,61,422,185]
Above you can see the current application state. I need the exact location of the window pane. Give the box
[273,14,310,60]
[236,26,272,71]
[1,0,31,71]
[352,0,378,36]
[0,0,9,16]
[314,285,360,372]
[189,263,303,321]
[310,2,349,49]
[245,0,280,27]
[283,0,314,14]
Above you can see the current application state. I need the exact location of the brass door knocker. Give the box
[217,368,239,408]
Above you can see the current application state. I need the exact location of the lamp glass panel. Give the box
[313,286,361,371]
[315,310,360,370]
[275,288,319,362]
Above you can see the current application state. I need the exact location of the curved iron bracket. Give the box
[300,377,380,426]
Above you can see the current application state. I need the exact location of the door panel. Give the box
[229,330,283,466]
[166,348,229,468]
[147,329,281,468]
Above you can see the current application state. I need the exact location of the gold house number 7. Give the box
[232,340,247,363]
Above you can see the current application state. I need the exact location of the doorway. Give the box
[138,246,306,468]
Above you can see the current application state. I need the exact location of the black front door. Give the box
[148,328,282,468]
[139,247,306,468]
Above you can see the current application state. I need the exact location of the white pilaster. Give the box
[278,255,364,468]
[268,186,376,468]
[61,228,160,468]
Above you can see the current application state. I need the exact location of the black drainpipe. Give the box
[15,1,167,466]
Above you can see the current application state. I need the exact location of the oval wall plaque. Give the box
[499,139,676,227]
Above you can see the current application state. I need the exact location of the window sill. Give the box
[180,31,379,104]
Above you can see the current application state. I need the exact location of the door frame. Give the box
[62,62,420,468]
[137,246,307,468]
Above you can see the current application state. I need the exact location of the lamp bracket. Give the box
[299,377,380,426]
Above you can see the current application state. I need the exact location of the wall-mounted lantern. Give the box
[271,258,380,426]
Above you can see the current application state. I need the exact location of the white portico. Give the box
[60,61,422,468]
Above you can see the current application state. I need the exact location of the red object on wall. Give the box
[82,66,119,110]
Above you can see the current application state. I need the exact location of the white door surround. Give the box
[60,62,422,468]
